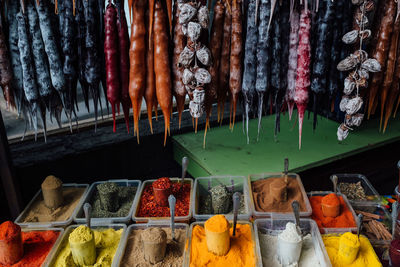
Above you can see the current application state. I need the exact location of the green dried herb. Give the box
[339,182,367,201]
[91,182,137,218]
[199,185,246,214]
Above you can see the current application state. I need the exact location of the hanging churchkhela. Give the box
[336,0,381,141]
[178,0,211,132]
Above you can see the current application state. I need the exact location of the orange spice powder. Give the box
[310,195,356,229]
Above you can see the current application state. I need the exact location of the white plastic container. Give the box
[253,218,332,267]
[113,222,189,267]
[132,178,193,223]
[330,174,381,205]
[183,221,261,267]
[15,183,89,228]
[74,180,141,224]
[192,176,251,221]
[308,191,358,234]
[248,173,312,218]
[43,223,127,267]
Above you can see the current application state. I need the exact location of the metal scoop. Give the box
[84,203,92,229]
[168,195,178,243]
[232,192,241,236]
[292,201,302,236]
[392,201,398,239]
[357,213,363,239]
[181,157,188,184]
[332,175,338,194]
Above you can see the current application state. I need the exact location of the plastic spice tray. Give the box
[19,227,64,266]
[74,179,141,224]
[183,220,261,267]
[330,173,381,205]
[43,223,127,267]
[132,178,193,223]
[112,222,189,267]
[15,183,89,228]
[192,176,251,221]
[248,172,312,218]
[351,202,392,246]
[308,191,358,234]
[253,218,332,267]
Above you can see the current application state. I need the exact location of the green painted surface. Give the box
[172,111,400,177]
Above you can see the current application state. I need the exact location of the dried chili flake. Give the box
[152,177,173,190]
[137,181,191,217]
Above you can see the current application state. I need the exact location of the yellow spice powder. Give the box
[54,228,123,267]
[322,233,382,267]
[190,224,255,267]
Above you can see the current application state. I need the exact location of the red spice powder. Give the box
[0,230,59,267]
[137,181,191,217]
[153,177,172,189]
[310,195,356,229]
[0,222,20,241]
[321,193,340,206]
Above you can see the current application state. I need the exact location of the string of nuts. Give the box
[178,0,211,118]
[336,0,381,141]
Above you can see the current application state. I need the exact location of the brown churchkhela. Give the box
[154,0,172,146]
[367,0,396,119]
[384,19,400,131]
[380,16,400,131]
[229,0,242,130]
[207,0,224,122]
[144,1,158,133]
[172,1,186,128]
[129,0,146,142]
[218,0,232,123]
[204,0,224,145]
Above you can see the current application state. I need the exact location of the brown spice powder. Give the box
[22,187,85,223]
[252,177,307,212]
[120,228,186,267]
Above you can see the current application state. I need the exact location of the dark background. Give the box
[2,133,399,222]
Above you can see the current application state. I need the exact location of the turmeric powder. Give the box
[322,233,382,267]
[190,223,255,267]
[205,215,230,256]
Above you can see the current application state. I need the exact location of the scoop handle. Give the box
[168,195,176,240]
[84,203,92,229]
[181,157,189,184]
[284,158,289,175]
[292,201,301,229]
[357,213,363,239]
[332,175,338,194]
[232,192,241,236]
[392,201,398,239]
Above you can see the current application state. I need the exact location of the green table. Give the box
[173,111,400,177]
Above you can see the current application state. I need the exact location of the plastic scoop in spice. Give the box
[321,193,341,218]
[277,201,303,266]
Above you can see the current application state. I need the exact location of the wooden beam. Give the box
[9,103,239,168]
[0,109,22,218]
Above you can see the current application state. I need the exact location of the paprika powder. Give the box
[310,195,356,230]
[0,222,23,265]
[137,179,191,217]
[0,228,59,267]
